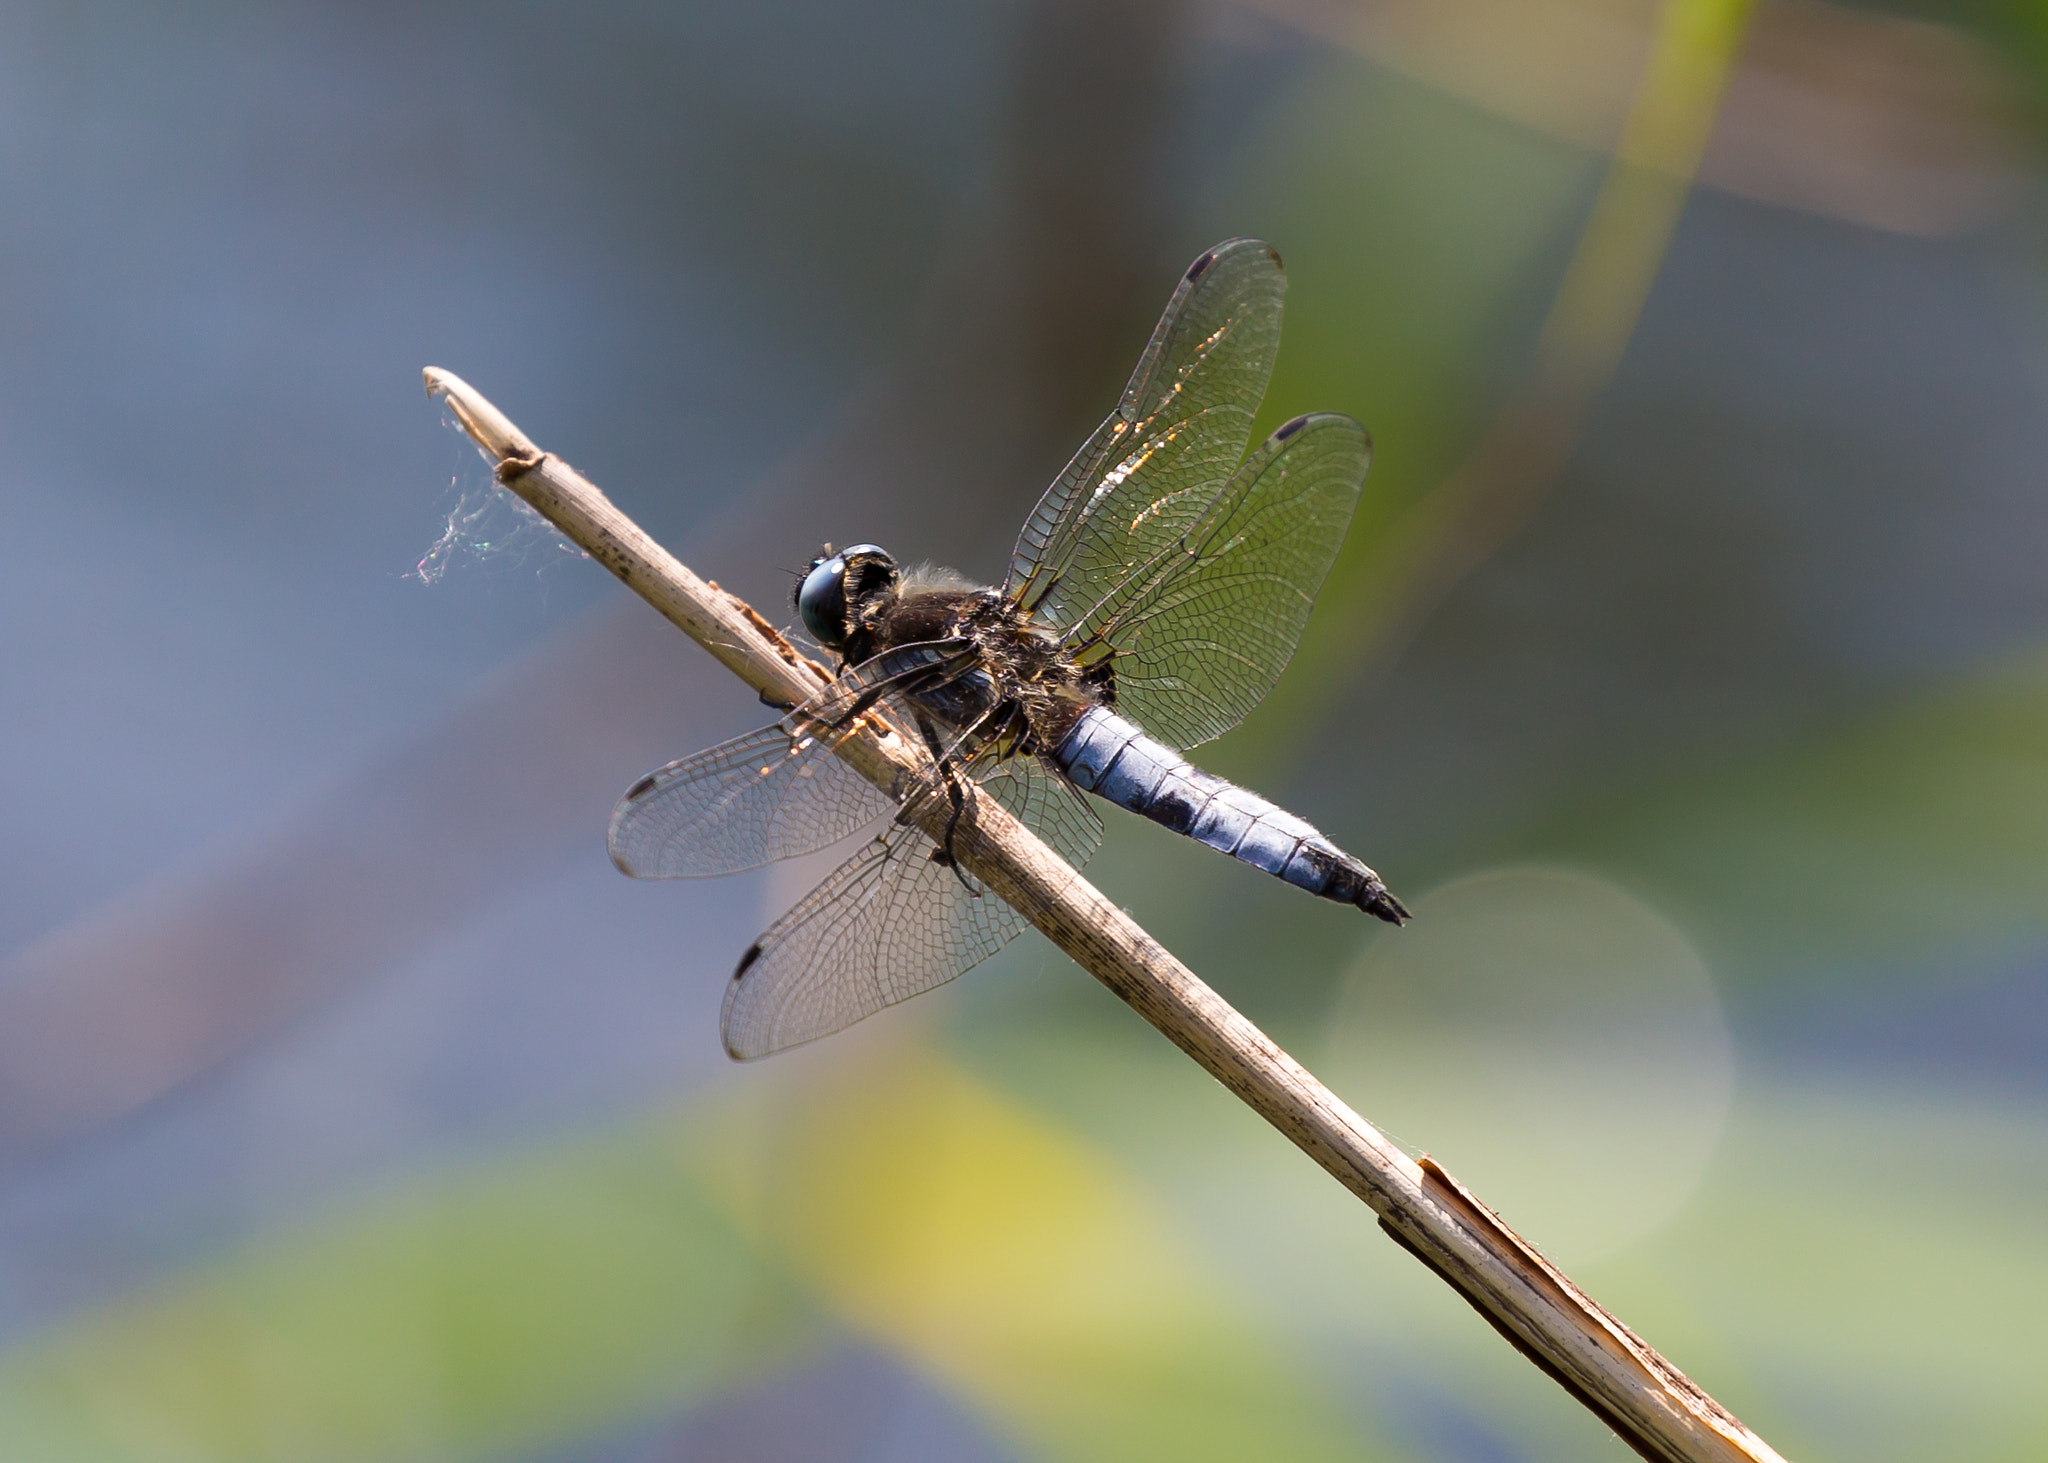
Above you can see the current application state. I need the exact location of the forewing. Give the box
[720,752,1101,1060]
[1004,240,1285,629]
[608,639,972,879]
[607,724,893,878]
[1086,413,1370,751]
[798,639,972,727]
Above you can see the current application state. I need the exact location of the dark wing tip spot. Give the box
[625,774,659,801]
[733,943,763,980]
[1274,414,1312,441]
[1185,248,1217,282]
[1265,242,1283,270]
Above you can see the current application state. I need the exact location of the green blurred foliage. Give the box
[0,1138,809,1462]
[1205,56,1602,756]
[1523,649,2048,984]
[0,1059,1397,1463]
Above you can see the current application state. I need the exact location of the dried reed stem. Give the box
[424,366,1787,1463]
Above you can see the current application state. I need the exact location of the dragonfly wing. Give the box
[609,639,973,879]
[607,724,893,878]
[973,750,1104,872]
[720,819,1021,1059]
[720,751,1100,1060]
[1004,240,1285,630]
[798,639,974,727]
[1085,413,1370,751]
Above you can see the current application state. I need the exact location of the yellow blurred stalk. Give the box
[1539,0,1756,396]
[680,1051,1384,1463]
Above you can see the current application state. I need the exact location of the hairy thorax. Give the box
[858,582,1098,754]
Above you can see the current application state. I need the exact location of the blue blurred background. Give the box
[2,1,2045,1459]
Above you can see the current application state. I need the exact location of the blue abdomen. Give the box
[1050,706,1400,918]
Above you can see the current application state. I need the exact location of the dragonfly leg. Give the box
[818,659,961,737]
[913,711,978,893]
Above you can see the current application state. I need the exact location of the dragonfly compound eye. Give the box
[797,553,852,649]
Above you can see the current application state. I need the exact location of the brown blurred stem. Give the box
[1265,0,1759,747]
[425,366,1786,1463]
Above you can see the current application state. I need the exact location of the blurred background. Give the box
[2,0,2045,1458]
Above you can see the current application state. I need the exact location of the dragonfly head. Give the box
[795,543,898,652]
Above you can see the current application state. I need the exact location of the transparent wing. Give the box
[607,725,892,879]
[608,641,970,879]
[797,639,974,726]
[1004,239,1285,630]
[974,751,1103,871]
[720,753,1102,1060]
[1082,413,1370,751]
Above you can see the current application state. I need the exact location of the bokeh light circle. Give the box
[1323,865,1734,1265]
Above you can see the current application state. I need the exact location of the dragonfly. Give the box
[610,238,1407,1059]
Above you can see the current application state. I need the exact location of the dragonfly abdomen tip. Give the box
[1360,884,1410,926]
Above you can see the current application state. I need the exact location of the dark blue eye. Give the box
[797,555,850,649]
